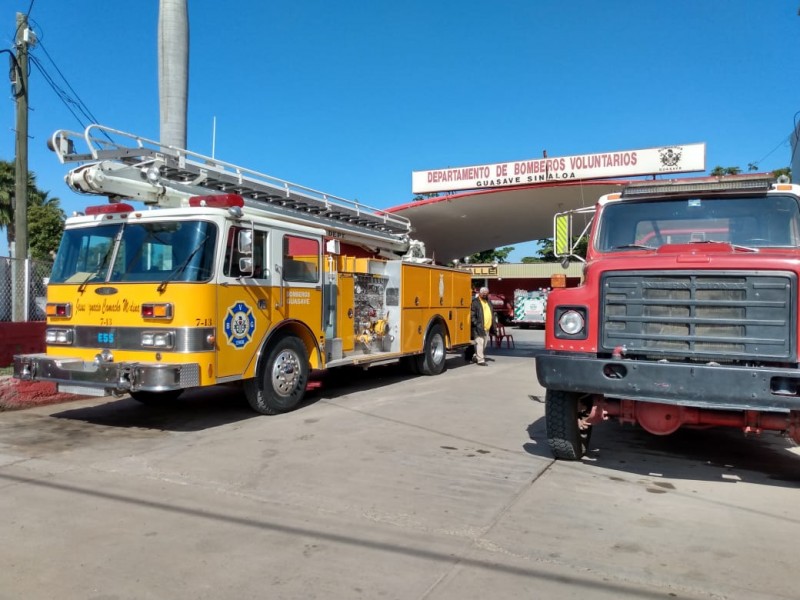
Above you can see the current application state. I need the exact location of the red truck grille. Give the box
[601,271,796,361]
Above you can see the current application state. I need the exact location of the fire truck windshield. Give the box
[596,195,800,252]
[50,220,218,284]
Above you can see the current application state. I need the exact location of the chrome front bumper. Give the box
[14,353,201,397]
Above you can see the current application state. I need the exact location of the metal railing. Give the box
[0,256,52,322]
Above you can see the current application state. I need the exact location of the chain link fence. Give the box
[0,256,53,322]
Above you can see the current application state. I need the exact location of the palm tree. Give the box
[0,160,14,252]
[30,189,64,213]
[0,160,53,255]
[710,166,742,176]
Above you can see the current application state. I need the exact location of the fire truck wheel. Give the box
[245,336,309,415]
[418,323,447,376]
[129,389,184,406]
[545,389,593,460]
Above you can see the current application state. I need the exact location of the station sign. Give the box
[412,143,706,194]
[464,265,498,276]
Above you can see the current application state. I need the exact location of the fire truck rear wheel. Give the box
[545,389,593,460]
[129,389,184,406]
[418,323,447,376]
[245,336,309,415]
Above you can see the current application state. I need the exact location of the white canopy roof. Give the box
[388,180,631,263]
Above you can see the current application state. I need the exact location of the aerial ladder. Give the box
[49,124,422,259]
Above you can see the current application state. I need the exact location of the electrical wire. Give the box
[751,135,791,170]
[12,10,113,144]
[747,110,799,173]
[29,55,88,130]
[30,41,113,143]
[35,40,103,125]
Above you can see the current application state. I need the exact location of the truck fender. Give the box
[251,319,322,380]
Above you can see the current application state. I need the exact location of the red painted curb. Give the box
[0,377,84,411]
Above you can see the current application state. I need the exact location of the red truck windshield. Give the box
[596,194,800,252]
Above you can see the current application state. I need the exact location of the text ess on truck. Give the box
[536,175,800,459]
[14,125,473,414]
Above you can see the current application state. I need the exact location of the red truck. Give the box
[536,175,800,459]
[488,292,514,324]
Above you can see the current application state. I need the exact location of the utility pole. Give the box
[13,12,33,321]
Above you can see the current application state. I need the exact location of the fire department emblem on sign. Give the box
[224,301,256,349]
[658,146,683,168]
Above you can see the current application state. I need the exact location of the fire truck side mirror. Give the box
[237,229,253,254]
[238,257,254,276]
[325,239,341,255]
[554,213,570,257]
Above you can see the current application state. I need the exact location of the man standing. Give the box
[470,286,497,366]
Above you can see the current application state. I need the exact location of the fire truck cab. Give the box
[536,175,800,459]
[15,125,473,414]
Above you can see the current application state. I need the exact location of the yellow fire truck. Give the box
[14,125,472,414]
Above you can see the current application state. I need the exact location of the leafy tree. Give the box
[467,246,514,264]
[710,166,742,176]
[28,200,65,260]
[412,192,441,202]
[0,161,16,252]
[0,159,65,259]
[712,164,791,180]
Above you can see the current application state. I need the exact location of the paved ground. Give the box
[1,328,798,600]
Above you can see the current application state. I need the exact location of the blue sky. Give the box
[2,0,799,260]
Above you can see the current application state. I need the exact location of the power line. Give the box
[12,11,111,143]
[29,38,113,143]
[29,55,88,130]
[751,135,791,169]
[35,39,103,126]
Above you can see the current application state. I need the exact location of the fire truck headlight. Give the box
[45,328,74,345]
[141,331,175,350]
[556,308,587,338]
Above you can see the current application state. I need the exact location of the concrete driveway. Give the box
[1,328,797,600]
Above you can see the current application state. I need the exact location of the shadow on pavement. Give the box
[46,352,474,432]
[524,415,800,489]
[45,339,536,433]
[50,383,256,432]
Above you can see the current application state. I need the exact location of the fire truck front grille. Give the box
[601,271,796,361]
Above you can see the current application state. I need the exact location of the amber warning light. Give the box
[141,303,173,319]
[46,303,72,318]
